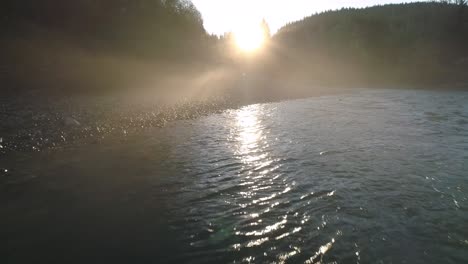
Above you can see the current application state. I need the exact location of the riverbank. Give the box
[0,93,230,154]
[0,84,350,155]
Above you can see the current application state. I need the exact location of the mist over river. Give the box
[2,88,468,263]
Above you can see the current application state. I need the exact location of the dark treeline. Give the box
[1,1,468,96]
[268,2,468,88]
[1,0,213,60]
[0,0,229,95]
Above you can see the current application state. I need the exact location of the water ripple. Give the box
[4,89,468,263]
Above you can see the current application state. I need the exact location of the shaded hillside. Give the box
[269,2,468,87]
[0,0,224,94]
[1,1,468,96]
[1,0,213,59]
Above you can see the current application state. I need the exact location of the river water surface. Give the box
[2,89,468,263]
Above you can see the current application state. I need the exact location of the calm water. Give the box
[2,89,468,263]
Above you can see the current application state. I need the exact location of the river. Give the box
[2,88,468,263]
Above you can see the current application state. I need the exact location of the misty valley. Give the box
[1,1,468,263]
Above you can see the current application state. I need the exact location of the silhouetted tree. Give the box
[1,0,208,60]
[439,0,467,6]
[261,19,271,40]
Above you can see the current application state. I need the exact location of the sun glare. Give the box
[234,24,265,52]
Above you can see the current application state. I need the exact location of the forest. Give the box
[270,1,468,87]
[1,0,467,95]
[1,0,210,59]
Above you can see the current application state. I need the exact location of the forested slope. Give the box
[269,2,468,87]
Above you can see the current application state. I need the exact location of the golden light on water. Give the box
[235,105,263,157]
[234,24,265,52]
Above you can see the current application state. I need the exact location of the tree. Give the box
[1,0,208,59]
[261,19,271,40]
[439,0,467,6]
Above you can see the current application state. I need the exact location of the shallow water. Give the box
[2,89,468,263]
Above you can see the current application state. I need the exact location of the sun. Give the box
[234,24,265,52]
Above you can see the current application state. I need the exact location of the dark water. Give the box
[2,89,468,263]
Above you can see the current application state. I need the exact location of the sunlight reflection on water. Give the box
[234,104,264,161]
[4,89,468,263]
[228,104,306,261]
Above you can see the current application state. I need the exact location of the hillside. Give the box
[1,1,467,95]
[0,0,222,94]
[268,2,468,87]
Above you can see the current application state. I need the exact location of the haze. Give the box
[192,0,428,34]
[2,1,468,263]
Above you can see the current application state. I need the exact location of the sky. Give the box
[191,0,427,35]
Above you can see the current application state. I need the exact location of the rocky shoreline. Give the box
[0,83,352,156]
[0,93,239,155]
